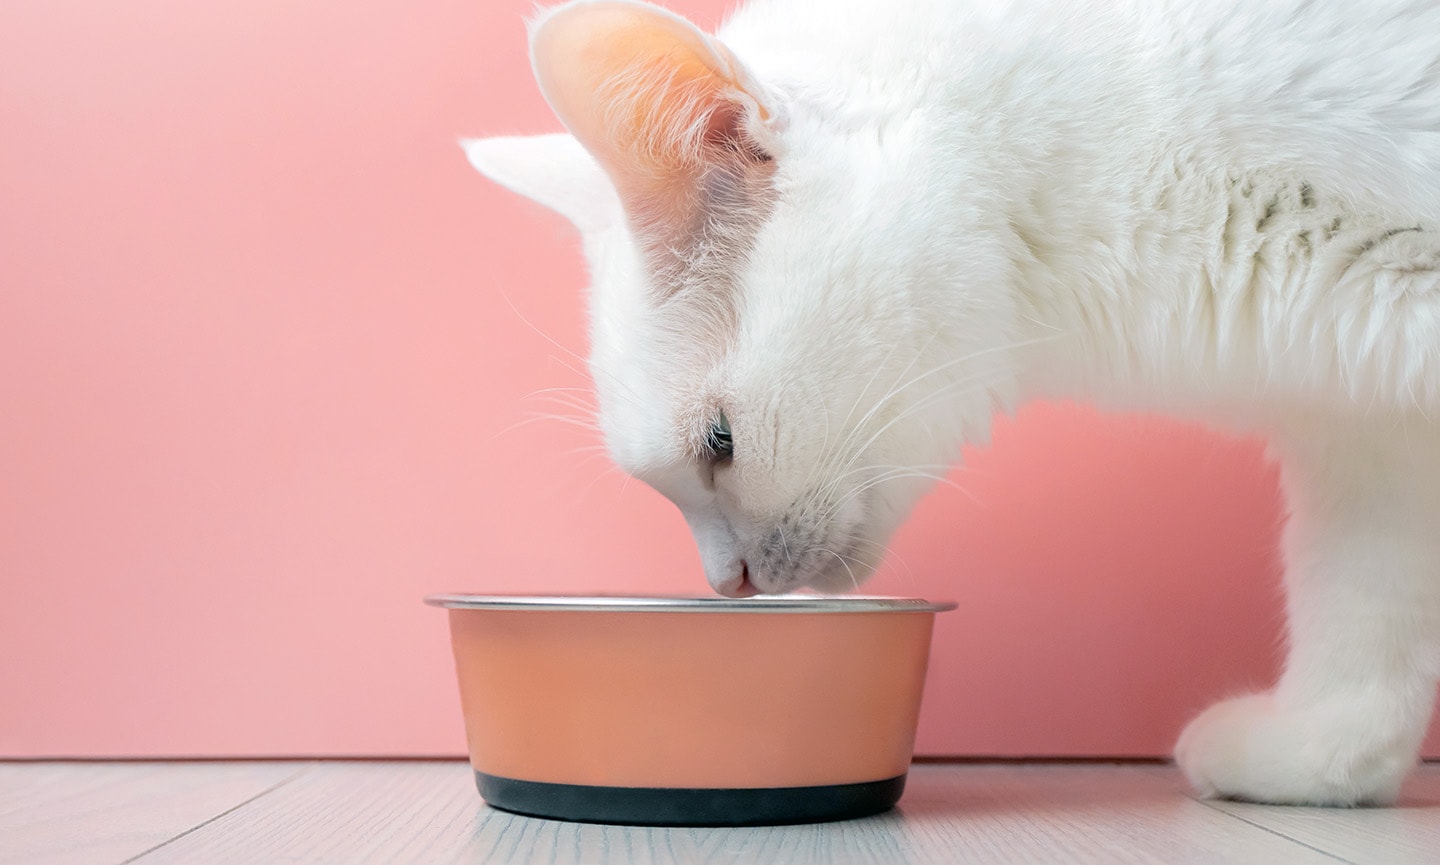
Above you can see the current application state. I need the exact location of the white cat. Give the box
[463,0,1440,806]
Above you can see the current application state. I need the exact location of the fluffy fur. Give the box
[465,0,1440,805]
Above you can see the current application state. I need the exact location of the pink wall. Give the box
[3,0,1435,758]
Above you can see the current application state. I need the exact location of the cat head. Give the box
[467,0,1018,595]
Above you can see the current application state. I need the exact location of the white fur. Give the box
[467,0,1440,805]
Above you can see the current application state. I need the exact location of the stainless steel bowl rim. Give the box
[424,594,956,614]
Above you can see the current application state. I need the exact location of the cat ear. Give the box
[461,133,621,233]
[529,0,783,227]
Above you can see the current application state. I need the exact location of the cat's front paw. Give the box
[1175,693,1410,806]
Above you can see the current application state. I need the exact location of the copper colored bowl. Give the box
[426,594,955,826]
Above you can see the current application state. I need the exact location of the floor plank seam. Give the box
[115,762,317,865]
[1193,799,1358,865]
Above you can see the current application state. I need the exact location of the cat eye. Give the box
[706,411,734,462]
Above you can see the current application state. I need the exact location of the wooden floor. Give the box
[4,761,1440,864]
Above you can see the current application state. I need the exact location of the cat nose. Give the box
[714,561,760,598]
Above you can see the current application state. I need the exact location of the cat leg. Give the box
[1176,415,1440,805]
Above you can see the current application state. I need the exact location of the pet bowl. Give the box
[426,593,955,826]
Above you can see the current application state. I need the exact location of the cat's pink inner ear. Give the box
[530,0,772,217]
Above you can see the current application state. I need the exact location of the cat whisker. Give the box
[808,371,994,511]
[809,461,981,531]
[492,411,605,440]
[811,335,1061,505]
[816,330,941,484]
[499,291,652,411]
[818,547,862,593]
[825,334,925,473]
[849,535,917,588]
[570,461,625,508]
[528,392,602,417]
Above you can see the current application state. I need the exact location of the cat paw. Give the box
[1175,693,1411,806]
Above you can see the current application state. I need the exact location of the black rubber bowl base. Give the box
[475,771,906,827]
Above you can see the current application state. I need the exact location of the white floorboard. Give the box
[4,760,1440,865]
[1205,768,1440,865]
[0,761,307,865]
